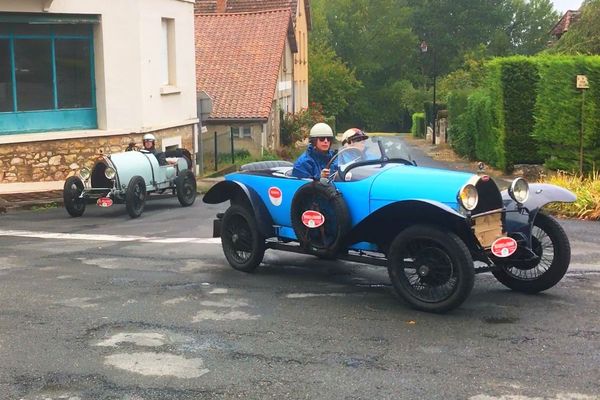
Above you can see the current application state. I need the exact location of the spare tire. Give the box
[291,182,351,258]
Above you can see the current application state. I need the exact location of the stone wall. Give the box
[0,125,193,183]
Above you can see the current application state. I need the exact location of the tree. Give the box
[507,0,559,55]
[308,41,362,118]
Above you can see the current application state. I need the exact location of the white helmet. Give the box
[143,133,156,142]
[341,128,368,145]
[309,122,334,138]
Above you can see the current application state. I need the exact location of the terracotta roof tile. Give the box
[195,0,311,29]
[551,9,581,38]
[195,10,292,121]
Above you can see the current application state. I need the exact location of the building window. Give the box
[231,126,251,139]
[161,18,177,88]
[0,20,96,134]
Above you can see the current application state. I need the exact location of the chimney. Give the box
[216,0,227,13]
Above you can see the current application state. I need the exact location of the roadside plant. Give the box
[542,170,600,220]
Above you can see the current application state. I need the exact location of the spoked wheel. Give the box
[221,205,266,272]
[63,176,86,217]
[125,175,146,218]
[492,213,570,293]
[176,170,197,207]
[388,225,474,313]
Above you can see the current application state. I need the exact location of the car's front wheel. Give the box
[221,205,266,272]
[387,225,475,313]
[176,170,197,207]
[63,176,86,217]
[125,175,146,218]
[492,212,570,293]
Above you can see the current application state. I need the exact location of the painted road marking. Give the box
[0,229,220,244]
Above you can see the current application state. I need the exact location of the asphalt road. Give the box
[1,197,600,400]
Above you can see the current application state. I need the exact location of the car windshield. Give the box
[337,135,413,171]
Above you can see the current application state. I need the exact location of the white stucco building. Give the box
[0,0,198,186]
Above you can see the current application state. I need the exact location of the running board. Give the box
[266,241,388,267]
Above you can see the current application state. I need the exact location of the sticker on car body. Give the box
[301,210,325,228]
[97,197,113,208]
[491,236,517,257]
[268,187,282,206]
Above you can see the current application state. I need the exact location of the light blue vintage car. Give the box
[204,136,576,313]
[63,148,196,218]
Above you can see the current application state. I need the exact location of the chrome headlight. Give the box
[104,167,116,180]
[509,177,529,204]
[79,167,91,182]
[458,184,479,211]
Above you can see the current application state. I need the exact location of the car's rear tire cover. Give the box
[291,182,350,258]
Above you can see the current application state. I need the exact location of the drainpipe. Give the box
[261,123,267,157]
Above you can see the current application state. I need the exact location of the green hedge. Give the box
[534,55,600,172]
[447,55,600,173]
[411,112,425,138]
[447,90,474,158]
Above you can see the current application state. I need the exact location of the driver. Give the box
[292,123,338,180]
[142,133,177,166]
[339,128,369,166]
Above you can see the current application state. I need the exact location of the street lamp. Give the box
[420,40,437,145]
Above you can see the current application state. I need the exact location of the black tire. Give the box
[387,225,475,313]
[176,170,197,207]
[290,182,350,258]
[125,175,146,218]
[63,176,86,217]
[221,204,266,272]
[492,213,570,293]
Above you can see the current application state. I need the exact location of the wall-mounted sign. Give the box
[576,75,589,89]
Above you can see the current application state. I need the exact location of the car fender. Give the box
[203,180,274,237]
[502,183,576,241]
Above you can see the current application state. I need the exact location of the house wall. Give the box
[293,0,309,111]
[0,0,197,184]
[202,123,264,160]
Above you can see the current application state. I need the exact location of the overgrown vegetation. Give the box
[542,171,600,220]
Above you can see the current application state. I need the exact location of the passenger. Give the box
[292,122,338,180]
[338,128,369,166]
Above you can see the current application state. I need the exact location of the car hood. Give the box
[369,164,474,206]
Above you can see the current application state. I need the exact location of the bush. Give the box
[280,102,330,146]
[411,113,425,138]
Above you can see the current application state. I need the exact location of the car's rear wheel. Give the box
[176,170,196,207]
[63,176,86,217]
[492,213,570,293]
[125,175,146,218]
[387,225,475,313]
[221,205,265,272]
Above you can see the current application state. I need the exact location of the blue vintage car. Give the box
[203,136,576,312]
[63,147,196,218]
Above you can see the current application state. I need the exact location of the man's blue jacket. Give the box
[292,144,338,180]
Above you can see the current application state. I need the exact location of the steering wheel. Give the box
[321,147,364,184]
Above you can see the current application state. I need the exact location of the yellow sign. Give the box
[576,75,589,89]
